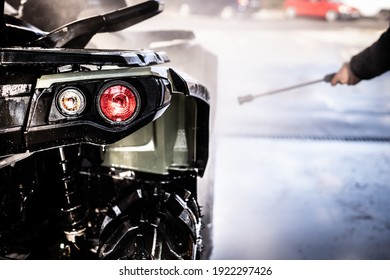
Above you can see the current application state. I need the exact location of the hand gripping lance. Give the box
[238,73,335,105]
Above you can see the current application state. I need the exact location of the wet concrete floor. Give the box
[210,138,390,259]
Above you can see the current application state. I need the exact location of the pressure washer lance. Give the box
[238,73,336,105]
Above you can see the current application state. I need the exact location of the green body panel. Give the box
[102,94,198,174]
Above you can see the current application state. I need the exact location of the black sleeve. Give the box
[350,24,390,80]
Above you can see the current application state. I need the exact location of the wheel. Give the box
[378,10,390,20]
[284,6,297,19]
[325,10,338,22]
[220,6,235,19]
[178,3,191,17]
[98,183,203,260]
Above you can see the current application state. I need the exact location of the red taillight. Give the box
[98,82,140,123]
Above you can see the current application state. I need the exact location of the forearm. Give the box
[350,25,390,80]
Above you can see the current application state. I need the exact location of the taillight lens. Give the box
[58,88,86,116]
[98,82,140,124]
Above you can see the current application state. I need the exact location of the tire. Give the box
[220,6,235,19]
[325,10,338,22]
[178,3,191,17]
[378,10,390,20]
[284,7,297,19]
[98,183,202,260]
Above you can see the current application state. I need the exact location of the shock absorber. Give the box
[58,146,88,245]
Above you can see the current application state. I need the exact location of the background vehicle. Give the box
[176,0,261,19]
[342,0,390,18]
[283,0,360,21]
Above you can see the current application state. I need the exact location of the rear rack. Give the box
[0,47,170,67]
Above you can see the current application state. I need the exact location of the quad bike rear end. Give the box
[0,0,215,260]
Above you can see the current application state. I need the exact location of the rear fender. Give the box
[102,68,210,177]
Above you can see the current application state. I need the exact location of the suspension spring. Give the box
[58,146,88,243]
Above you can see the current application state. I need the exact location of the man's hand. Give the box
[330,62,361,86]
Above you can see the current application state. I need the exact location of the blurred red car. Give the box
[283,0,360,21]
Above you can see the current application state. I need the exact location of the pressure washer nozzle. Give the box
[238,73,336,105]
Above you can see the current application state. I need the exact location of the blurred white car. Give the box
[342,0,390,17]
